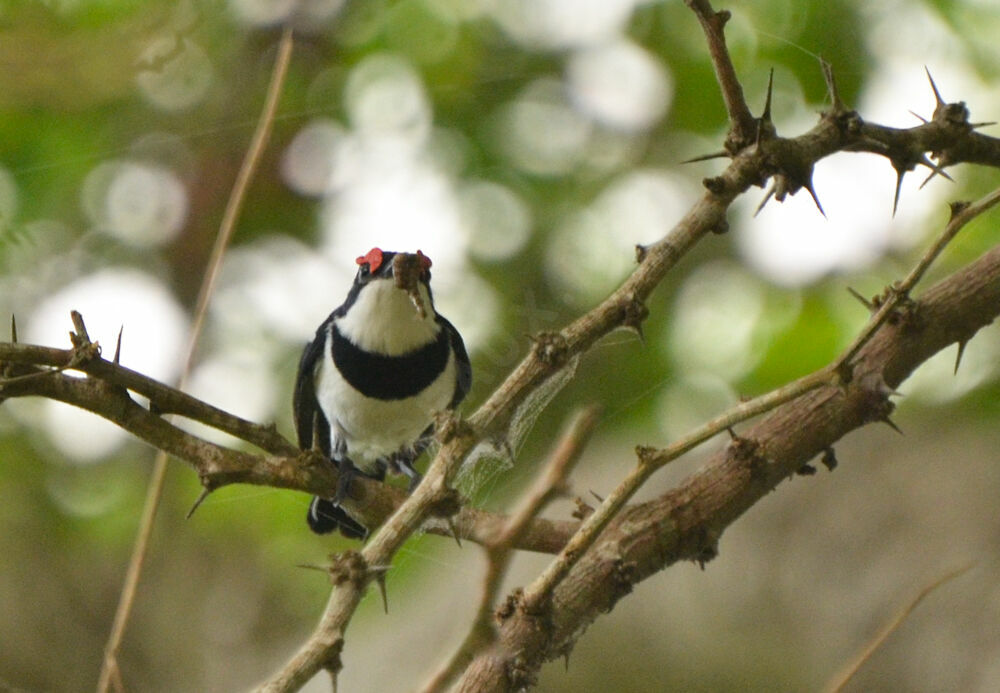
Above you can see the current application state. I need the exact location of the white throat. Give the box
[335,279,439,355]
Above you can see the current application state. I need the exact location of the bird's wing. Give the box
[293,323,329,453]
[439,316,472,408]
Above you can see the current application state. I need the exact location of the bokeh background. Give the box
[1,0,1000,691]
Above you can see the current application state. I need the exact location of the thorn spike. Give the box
[113,326,124,365]
[375,573,389,614]
[754,186,776,217]
[446,516,462,548]
[892,169,904,217]
[909,109,929,124]
[925,66,944,107]
[847,286,874,311]
[762,68,774,122]
[916,155,953,185]
[954,340,968,375]
[919,169,939,190]
[804,180,826,218]
[186,487,213,519]
[882,416,904,436]
[681,151,730,164]
[10,315,17,343]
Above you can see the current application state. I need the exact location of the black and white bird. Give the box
[293,248,471,539]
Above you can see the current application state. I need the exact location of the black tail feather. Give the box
[307,497,368,539]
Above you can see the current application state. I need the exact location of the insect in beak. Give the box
[392,252,429,318]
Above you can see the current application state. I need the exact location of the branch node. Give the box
[702,175,727,195]
[710,218,730,235]
[429,485,463,521]
[67,311,102,363]
[694,528,720,569]
[528,331,570,368]
[619,294,649,337]
[326,550,370,588]
[949,200,971,221]
[433,410,474,446]
[635,444,659,468]
[821,446,839,471]
[495,587,524,623]
[571,496,595,520]
[611,556,639,600]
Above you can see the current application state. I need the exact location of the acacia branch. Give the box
[3,2,1000,690]
[421,406,600,693]
[453,232,1000,692]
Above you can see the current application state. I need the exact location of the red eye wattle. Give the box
[356,247,384,273]
[416,250,432,271]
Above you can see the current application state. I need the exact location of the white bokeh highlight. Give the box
[489,0,638,49]
[736,151,944,287]
[23,269,189,463]
[458,180,532,261]
[281,120,349,197]
[669,261,768,381]
[136,37,213,111]
[546,170,691,305]
[82,161,188,247]
[497,79,593,176]
[567,39,672,132]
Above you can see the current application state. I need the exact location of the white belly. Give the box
[314,350,457,472]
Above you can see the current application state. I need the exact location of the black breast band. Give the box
[330,324,449,400]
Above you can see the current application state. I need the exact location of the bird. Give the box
[293,247,471,539]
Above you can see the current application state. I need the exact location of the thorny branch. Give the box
[3,0,1000,690]
[420,406,601,693]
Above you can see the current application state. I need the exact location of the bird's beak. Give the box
[392,252,428,318]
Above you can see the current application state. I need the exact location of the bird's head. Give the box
[337,247,439,355]
[353,247,434,318]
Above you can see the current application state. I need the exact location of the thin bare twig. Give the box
[822,563,975,693]
[0,340,298,455]
[420,406,601,693]
[95,26,295,693]
[836,188,1000,370]
[684,0,757,150]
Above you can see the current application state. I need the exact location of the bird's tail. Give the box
[307,497,368,539]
